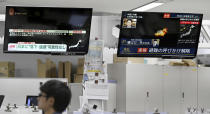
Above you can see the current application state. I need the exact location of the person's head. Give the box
[37,80,71,113]
[153,39,159,47]
[127,20,132,27]
[153,39,158,45]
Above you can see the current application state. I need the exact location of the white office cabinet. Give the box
[107,63,200,114]
[198,67,210,110]
[143,65,163,112]
[126,64,145,112]
[107,63,126,112]
[162,66,182,114]
[180,67,198,113]
[69,83,83,112]
[108,63,163,112]
[104,83,117,112]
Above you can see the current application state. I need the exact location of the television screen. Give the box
[4,6,92,55]
[117,11,203,59]
[26,96,38,106]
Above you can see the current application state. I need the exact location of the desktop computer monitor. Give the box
[0,95,5,108]
[26,96,38,106]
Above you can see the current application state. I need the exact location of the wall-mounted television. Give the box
[4,6,92,55]
[117,11,203,59]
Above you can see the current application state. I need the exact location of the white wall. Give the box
[0,45,84,77]
[90,16,102,40]
[0,21,4,40]
[90,15,121,48]
[101,16,120,47]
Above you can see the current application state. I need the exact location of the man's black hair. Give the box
[40,80,71,113]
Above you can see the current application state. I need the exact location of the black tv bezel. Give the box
[117,11,203,59]
[3,6,93,55]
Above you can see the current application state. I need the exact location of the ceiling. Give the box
[148,0,210,20]
[0,0,153,15]
[0,0,209,18]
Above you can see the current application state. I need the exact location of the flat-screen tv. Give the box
[4,6,92,55]
[117,11,203,59]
